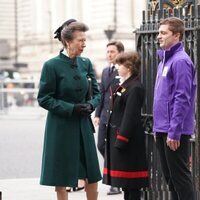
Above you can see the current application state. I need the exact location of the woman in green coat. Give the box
[37,19,101,200]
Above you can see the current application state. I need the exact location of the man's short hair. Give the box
[107,41,125,53]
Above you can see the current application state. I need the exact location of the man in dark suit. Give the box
[94,40,124,195]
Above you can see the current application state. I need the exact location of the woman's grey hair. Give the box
[54,19,89,48]
[61,22,89,48]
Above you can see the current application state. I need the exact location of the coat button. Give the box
[70,62,77,68]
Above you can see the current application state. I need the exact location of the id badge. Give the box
[162,66,168,77]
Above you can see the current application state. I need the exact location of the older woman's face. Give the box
[67,31,86,57]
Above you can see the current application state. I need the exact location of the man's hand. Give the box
[93,117,100,126]
[166,137,180,151]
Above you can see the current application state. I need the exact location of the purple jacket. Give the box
[153,42,196,140]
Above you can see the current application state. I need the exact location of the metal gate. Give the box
[135,1,200,199]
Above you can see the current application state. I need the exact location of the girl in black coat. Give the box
[103,51,149,200]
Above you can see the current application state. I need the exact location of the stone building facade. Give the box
[0,0,146,79]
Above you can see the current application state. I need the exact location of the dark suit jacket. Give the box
[95,66,119,124]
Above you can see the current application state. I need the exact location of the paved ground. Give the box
[0,178,123,200]
[0,106,123,200]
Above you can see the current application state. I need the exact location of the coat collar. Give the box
[121,75,139,88]
[58,51,79,68]
[157,42,183,61]
[115,75,139,93]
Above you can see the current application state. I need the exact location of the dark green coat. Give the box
[37,52,102,187]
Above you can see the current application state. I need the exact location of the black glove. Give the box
[82,103,93,115]
[73,104,85,114]
[73,104,93,116]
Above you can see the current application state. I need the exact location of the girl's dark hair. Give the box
[116,51,141,77]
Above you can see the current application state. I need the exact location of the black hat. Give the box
[54,19,77,41]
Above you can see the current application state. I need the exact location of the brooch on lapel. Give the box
[116,92,122,96]
[116,87,126,96]
[121,88,126,93]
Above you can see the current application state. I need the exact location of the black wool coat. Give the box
[103,76,149,189]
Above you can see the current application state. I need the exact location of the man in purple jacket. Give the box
[153,17,196,200]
